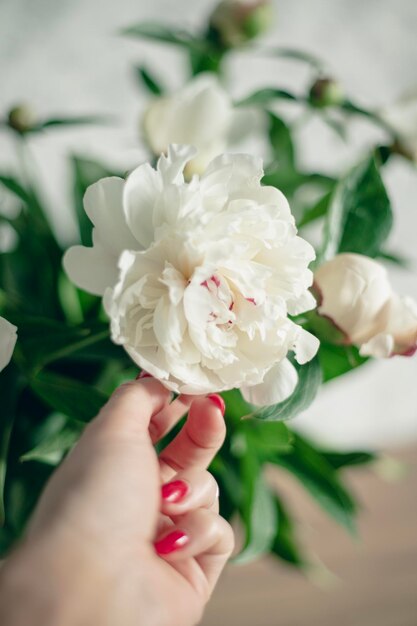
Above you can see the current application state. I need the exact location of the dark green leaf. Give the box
[377,250,412,269]
[271,495,307,567]
[236,88,300,108]
[21,418,84,464]
[30,371,108,423]
[0,174,31,205]
[121,22,209,54]
[33,115,113,132]
[11,315,109,371]
[0,365,19,525]
[267,112,295,170]
[234,453,277,563]
[134,66,164,96]
[248,357,322,421]
[275,433,358,533]
[319,342,369,382]
[321,450,376,470]
[322,156,393,259]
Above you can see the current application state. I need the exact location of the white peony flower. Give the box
[0,316,17,372]
[314,253,417,358]
[65,144,319,405]
[142,74,257,177]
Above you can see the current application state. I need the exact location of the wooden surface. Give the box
[202,447,417,626]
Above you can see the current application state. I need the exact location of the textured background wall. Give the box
[1,0,417,448]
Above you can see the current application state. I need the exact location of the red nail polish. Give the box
[155,530,189,555]
[161,480,188,503]
[207,394,226,416]
[136,371,152,380]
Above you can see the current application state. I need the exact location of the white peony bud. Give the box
[314,253,417,358]
[0,316,17,372]
[142,74,256,177]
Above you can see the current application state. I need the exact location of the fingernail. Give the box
[136,371,152,380]
[161,480,189,504]
[155,530,189,555]
[207,394,226,416]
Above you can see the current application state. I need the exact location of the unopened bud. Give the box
[210,0,273,49]
[309,77,344,108]
[7,104,37,133]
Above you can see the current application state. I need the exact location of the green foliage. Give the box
[135,65,165,96]
[322,156,393,260]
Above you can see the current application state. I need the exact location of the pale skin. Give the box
[0,376,234,626]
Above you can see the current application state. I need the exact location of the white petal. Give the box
[287,289,317,315]
[360,334,393,358]
[123,163,162,248]
[203,152,264,192]
[63,243,119,296]
[241,358,298,406]
[0,317,17,372]
[84,177,138,255]
[293,327,320,364]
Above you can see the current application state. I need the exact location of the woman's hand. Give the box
[0,376,234,626]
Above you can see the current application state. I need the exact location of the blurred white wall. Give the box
[1,0,417,449]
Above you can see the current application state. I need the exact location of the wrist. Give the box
[0,531,113,626]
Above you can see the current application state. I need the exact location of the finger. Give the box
[159,395,226,482]
[90,376,172,440]
[149,393,197,444]
[154,509,234,595]
[160,469,219,517]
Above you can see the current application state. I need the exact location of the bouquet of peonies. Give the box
[1,0,416,568]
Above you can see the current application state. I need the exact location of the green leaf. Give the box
[241,420,293,455]
[234,453,277,563]
[322,156,393,260]
[121,22,209,54]
[271,495,306,567]
[0,365,19,525]
[236,88,299,108]
[267,112,295,170]
[318,342,368,383]
[11,315,109,371]
[33,115,113,132]
[298,190,332,228]
[265,47,325,71]
[248,357,322,421]
[274,433,358,533]
[135,66,164,96]
[71,156,121,247]
[321,450,376,470]
[0,174,31,205]
[377,250,411,269]
[30,371,108,423]
[21,418,84,464]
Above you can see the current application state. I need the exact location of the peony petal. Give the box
[83,177,138,255]
[241,358,298,406]
[0,317,17,372]
[63,242,119,296]
[123,163,162,249]
[293,326,320,364]
[203,152,264,192]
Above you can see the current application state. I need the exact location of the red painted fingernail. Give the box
[161,480,189,504]
[207,394,226,416]
[136,371,152,380]
[155,530,189,555]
